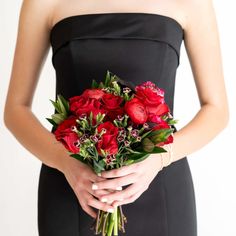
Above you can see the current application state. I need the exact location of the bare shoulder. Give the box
[19,0,57,32]
[178,0,216,32]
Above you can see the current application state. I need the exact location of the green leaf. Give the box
[123,159,135,165]
[58,94,69,113]
[147,128,173,138]
[91,79,99,88]
[49,99,61,113]
[152,146,168,153]
[57,95,67,115]
[93,159,105,173]
[104,70,111,87]
[141,130,153,139]
[149,128,173,143]
[70,154,87,164]
[141,137,155,152]
[89,111,93,126]
[98,82,104,89]
[45,117,58,127]
[126,152,151,164]
[123,147,142,154]
[51,113,66,124]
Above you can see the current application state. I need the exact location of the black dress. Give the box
[38,12,197,236]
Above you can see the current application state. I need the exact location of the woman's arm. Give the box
[172,0,229,162]
[3,0,70,172]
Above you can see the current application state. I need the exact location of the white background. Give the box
[1,1,236,235]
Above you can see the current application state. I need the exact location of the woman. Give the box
[4,0,229,235]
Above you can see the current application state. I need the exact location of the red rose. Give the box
[54,116,80,153]
[69,95,106,121]
[81,88,105,100]
[148,114,162,123]
[101,93,124,120]
[135,81,170,116]
[152,120,173,146]
[135,81,165,105]
[106,107,125,121]
[146,103,170,117]
[102,93,123,109]
[124,98,147,124]
[96,121,119,155]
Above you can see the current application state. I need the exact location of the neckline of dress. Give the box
[50,12,184,36]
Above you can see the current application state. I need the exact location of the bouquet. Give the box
[46,70,178,236]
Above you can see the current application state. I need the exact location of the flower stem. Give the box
[102,212,109,236]
[113,206,118,235]
[107,212,114,236]
[95,209,101,234]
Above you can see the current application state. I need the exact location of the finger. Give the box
[88,172,107,182]
[112,189,144,207]
[92,173,138,190]
[99,182,144,203]
[100,163,139,178]
[85,181,114,198]
[86,195,116,213]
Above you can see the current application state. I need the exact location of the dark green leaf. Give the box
[125,152,150,164]
[93,159,105,173]
[57,95,67,115]
[51,113,65,124]
[152,146,168,153]
[150,129,173,143]
[49,99,61,113]
[58,94,69,112]
[141,138,155,152]
[70,154,87,164]
[45,117,58,127]
[91,79,99,88]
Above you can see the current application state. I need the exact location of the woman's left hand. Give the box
[92,154,163,208]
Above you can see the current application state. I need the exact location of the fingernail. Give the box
[107,208,114,213]
[97,173,101,177]
[101,198,107,202]
[116,186,122,190]
[92,184,98,190]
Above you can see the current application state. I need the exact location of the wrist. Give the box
[161,143,174,168]
[50,149,71,173]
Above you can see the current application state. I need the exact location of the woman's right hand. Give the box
[60,156,116,219]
